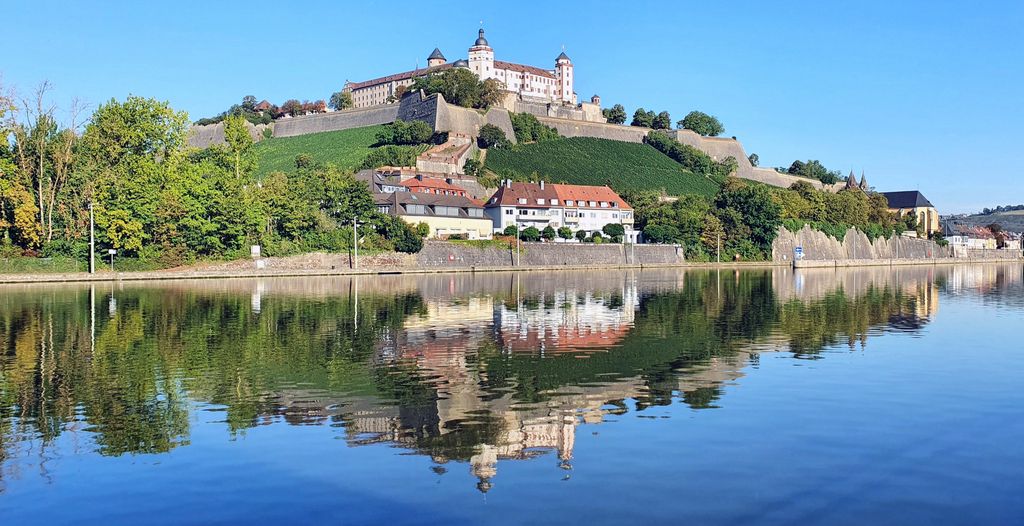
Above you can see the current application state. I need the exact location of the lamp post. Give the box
[352,216,366,270]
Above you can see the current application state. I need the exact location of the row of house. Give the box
[942,223,1022,251]
[356,169,636,241]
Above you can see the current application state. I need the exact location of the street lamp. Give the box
[352,216,366,269]
[89,201,96,274]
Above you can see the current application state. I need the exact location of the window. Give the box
[406,204,426,215]
[519,209,528,215]
[537,199,545,205]
[566,200,574,206]
[551,199,559,205]
[505,209,513,215]
[600,202,609,208]
[469,208,484,218]
[435,206,459,217]
[589,201,597,207]
[518,198,527,204]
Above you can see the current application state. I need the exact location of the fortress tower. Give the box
[427,48,446,68]
[468,29,495,79]
[555,51,574,104]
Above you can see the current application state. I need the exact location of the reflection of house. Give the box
[882,191,939,234]
[496,287,639,353]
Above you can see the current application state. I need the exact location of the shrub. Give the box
[510,112,560,143]
[591,232,604,244]
[503,225,519,237]
[602,223,625,238]
[557,227,573,240]
[520,226,541,242]
[477,124,511,149]
[463,158,481,177]
[375,119,433,146]
[575,230,588,242]
[541,226,556,240]
[643,224,681,244]
[415,222,431,238]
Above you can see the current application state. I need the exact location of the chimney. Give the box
[445,178,454,185]
[539,180,545,190]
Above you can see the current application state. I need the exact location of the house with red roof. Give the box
[484,180,636,241]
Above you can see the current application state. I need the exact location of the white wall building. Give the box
[484,180,636,241]
[344,28,576,109]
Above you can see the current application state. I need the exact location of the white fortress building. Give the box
[344,28,577,109]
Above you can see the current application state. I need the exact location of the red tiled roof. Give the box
[347,63,452,91]
[401,177,467,195]
[552,184,632,210]
[485,182,631,210]
[494,60,555,79]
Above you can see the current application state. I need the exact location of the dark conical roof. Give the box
[428,47,445,60]
[859,171,868,190]
[474,28,489,46]
[453,59,469,68]
[845,170,858,189]
[557,51,571,61]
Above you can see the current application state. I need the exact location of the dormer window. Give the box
[518,198,527,205]
[600,202,609,208]
[537,199,545,205]
[566,200,574,206]
[551,199,559,205]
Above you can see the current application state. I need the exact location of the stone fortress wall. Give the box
[187,120,271,149]
[187,92,839,192]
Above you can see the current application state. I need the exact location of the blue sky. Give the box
[4,0,1021,213]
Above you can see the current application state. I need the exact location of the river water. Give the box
[0,265,1021,524]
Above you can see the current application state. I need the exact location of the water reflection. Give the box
[0,264,1020,494]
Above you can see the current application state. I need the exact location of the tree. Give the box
[748,153,759,167]
[409,69,503,109]
[329,91,353,111]
[503,224,519,237]
[602,223,625,239]
[714,182,782,249]
[786,159,841,184]
[643,224,680,244]
[631,108,654,127]
[509,112,559,143]
[541,225,556,240]
[280,99,303,117]
[463,158,481,177]
[520,226,540,242]
[376,119,433,146]
[223,114,254,179]
[557,226,573,240]
[575,230,588,242]
[652,111,672,130]
[678,111,725,137]
[415,222,430,238]
[477,124,510,149]
[602,104,627,125]
[241,95,257,112]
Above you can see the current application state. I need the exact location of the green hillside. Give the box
[484,137,722,197]
[254,125,386,178]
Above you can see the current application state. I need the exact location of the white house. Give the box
[484,180,636,241]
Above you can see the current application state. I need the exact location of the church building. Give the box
[343,28,576,109]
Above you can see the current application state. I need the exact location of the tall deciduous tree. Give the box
[678,111,725,137]
[329,91,353,111]
[223,114,254,179]
[602,104,627,124]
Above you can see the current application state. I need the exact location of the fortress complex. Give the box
[344,28,577,109]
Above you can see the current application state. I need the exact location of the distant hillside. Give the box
[484,137,722,197]
[949,211,1024,233]
[253,125,386,178]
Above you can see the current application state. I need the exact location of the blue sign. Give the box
[794,246,804,260]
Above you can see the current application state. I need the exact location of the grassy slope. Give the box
[484,137,722,197]
[254,125,386,178]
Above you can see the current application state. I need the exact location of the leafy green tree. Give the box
[748,153,759,167]
[223,114,255,179]
[631,108,654,127]
[415,222,430,238]
[359,146,421,169]
[477,124,510,149]
[602,223,625,238]
[652,111,672,130]
[643,224,680,244]
[409,69,503,109]
[520,226,541,242]
[329,91,353,111]
[503,224,519,237]
[541,226,556,240]
[575,230,588,242]
[786,159,841,184]
[602,104,627,125]
[463,158,481,177]
[375,119,433,146]
[590,232,604,244]
[509,113,559,143]
[714,181,782,249]
[678,111,725,137]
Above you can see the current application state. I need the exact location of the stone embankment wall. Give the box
[273,105,400,138]
[415,242,684,268]
[772,225,953,262]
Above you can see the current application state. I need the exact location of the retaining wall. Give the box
[187,121,271,149]
[272,105,400,138]
[772,225,954,262]
[415,241,684,268]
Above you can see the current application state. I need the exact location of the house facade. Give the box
[484,180,636,241]
[374,192,492,240]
